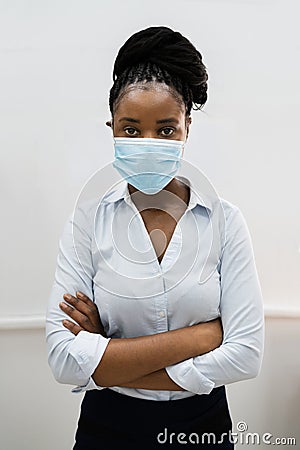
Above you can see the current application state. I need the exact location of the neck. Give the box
[128,177,190,213]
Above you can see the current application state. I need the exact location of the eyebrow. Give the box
[119,117,140,123]
[157,118,179,124]
[118,117,179,124]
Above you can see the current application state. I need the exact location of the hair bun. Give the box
[113,26,208,99]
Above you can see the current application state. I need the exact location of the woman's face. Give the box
[106,82,191,144]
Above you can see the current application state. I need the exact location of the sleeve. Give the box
[165,205,265,395]
[45,205,111,394]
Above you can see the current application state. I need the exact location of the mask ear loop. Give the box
[181,141,185,156]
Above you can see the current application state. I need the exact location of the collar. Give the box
[101,175,212,212]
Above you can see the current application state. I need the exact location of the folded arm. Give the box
[90,318,222,387]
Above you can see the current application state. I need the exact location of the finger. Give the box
[63,293,97,318]
[75,291,95,307]
[59,301,91,328]
[62,320,83,336]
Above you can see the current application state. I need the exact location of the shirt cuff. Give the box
[71,374,105,394]
[166,358,216,395]
[68,330,111,393]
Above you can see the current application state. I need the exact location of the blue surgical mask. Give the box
[112,137,184,195]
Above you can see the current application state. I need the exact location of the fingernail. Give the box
[76,291,84,298]
[64,294,72,300]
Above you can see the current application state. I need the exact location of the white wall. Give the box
[1,0,299,448]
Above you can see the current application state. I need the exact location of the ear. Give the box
[185,115,192,141]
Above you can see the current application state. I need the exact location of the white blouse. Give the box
[45,174,265,401]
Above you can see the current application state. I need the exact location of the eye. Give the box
[124,127,139,136]
[160,127,175,137]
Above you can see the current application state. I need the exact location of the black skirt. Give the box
[73,386,235,450]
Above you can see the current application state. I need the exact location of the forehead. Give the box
[114,83,185,118]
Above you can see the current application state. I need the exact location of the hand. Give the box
[59,291,107,337]
[193,317,223,355]
[203,317,223,351]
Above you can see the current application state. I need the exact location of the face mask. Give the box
[112,137,184,195]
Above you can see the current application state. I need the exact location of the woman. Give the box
[46,26,265,449]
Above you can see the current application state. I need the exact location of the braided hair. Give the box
[109,26,208,118]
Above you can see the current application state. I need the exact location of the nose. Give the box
[140,132,158,139]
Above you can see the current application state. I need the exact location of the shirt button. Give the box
[159,311,165,318]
